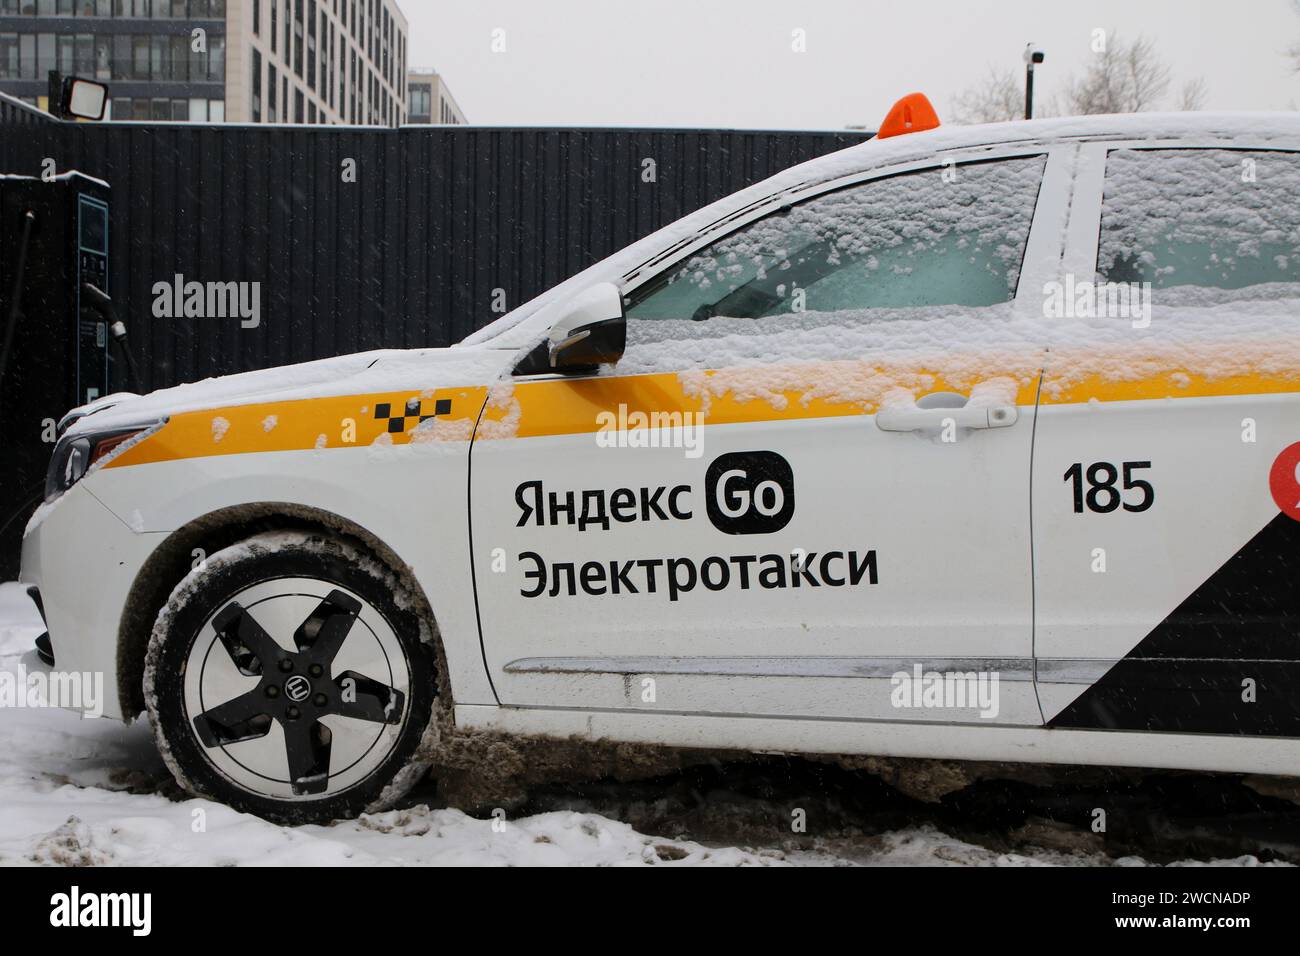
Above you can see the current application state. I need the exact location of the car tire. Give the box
[144,530,437,824]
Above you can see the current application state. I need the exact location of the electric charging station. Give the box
[0,172,113,579]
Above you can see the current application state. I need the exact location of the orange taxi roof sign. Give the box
[876,93,941,139]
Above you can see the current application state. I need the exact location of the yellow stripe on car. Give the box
[107,386,489,469]
[104,361,1300,468]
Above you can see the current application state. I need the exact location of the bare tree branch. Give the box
[954,31,1210,124]
[1178,77,1208,111]
[1288,0,1300,73]
[1061,32,1173,115]
[950,66,1023,125]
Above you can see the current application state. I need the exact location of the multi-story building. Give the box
[0,0,410,126]
[406,67,463,125]
[229,0,408,125]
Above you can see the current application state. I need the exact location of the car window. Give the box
[624,155,1047,322]
[1097,148,1300,291]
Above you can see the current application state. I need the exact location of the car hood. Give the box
[65,345,516,436]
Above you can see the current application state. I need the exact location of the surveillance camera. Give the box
[1024,43,1045,65]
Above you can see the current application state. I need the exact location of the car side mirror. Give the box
[514,282,626,376]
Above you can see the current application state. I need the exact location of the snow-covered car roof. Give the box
[464,111,1300,349]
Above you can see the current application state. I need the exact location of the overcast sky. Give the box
[398,0,1300,129]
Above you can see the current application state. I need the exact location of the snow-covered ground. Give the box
[0,582,1285,867]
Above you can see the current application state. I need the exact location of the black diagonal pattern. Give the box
[1050,513,1300,736]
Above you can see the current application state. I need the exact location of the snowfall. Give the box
[0,583,1290,867]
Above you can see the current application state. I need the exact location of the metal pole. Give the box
[0,210,37,396]
[47,69,64,118]
[1025,64,1034,120]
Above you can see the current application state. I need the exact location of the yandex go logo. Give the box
[705,451,795,534]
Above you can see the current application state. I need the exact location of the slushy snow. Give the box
[0,584,1284,867]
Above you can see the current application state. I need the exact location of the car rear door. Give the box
[1033,142,1300,740]
[471,147,1071,727]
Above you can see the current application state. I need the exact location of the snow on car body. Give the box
[19,104,1300,820]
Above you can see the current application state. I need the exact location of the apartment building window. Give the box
[336,33,343,111]
[14,34,31,79]
[267,62,277,121]
[147,34,164,76]
[294,86,303,122]
[336,33,344,109]
[32,33,52,77]
[170,33,188,80]
[325,19,333,108]
[293,0,303,77]
[61,34,92,75]
[103,96,220,123]
[409,83,429,118]
[306,0,316,90]
[128,35,148,78]
[270,0,277,53]
[251,48,261,122]
[208,34,224,81]
[0,34,17,80]
[54,34,71,74]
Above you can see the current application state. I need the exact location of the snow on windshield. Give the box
[627,156,1046,322]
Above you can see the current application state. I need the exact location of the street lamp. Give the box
[46,70,109,121]
[1024,44,1045,119]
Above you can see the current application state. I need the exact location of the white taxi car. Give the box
[20,96,1300,821]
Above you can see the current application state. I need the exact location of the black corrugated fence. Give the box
[1,93,869,393]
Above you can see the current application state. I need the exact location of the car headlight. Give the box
[45,423,160,502]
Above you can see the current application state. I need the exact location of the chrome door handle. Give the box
[875,404,1018,432]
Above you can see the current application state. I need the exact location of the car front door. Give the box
[471,148,1068,727]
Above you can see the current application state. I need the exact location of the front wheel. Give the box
[144,531,436,824]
